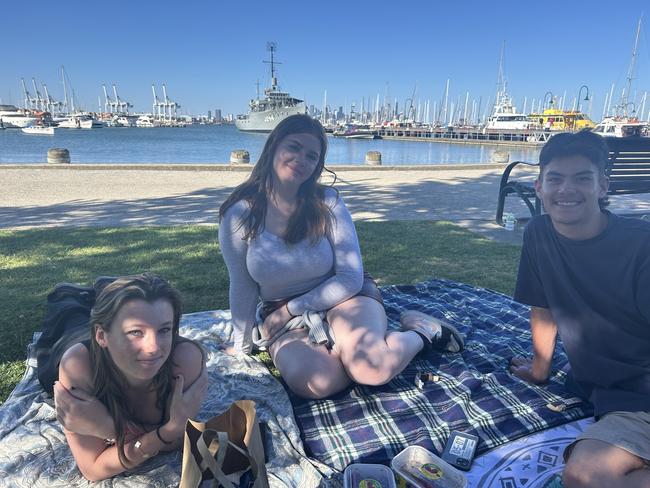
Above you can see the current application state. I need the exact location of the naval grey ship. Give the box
[235,42,306,132]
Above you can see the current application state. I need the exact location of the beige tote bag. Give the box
[179,400,269,488]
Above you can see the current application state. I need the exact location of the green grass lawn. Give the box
[0,221,521,404]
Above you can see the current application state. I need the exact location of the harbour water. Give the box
[0,124,540,165]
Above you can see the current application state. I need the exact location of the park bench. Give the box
[495,136,650,225]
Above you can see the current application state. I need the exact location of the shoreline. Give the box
[0,162,512,171]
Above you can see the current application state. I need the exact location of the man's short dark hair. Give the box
[539,129,610,209]
[539,129,610,175]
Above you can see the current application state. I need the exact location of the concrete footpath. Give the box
[2,164,649,244]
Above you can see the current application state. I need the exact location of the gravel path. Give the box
[2,164,649,244]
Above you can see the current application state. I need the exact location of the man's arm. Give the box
[510,306,557,384]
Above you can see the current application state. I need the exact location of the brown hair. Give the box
[219,114,337,244]
[89,273,198,468]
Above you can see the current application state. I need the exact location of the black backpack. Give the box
[36,277,115,395]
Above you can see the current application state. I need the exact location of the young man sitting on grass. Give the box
[509,130,650,488]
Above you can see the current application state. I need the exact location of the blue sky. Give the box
[2,0,649,120]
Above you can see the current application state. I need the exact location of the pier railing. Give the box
[374,126,552,146]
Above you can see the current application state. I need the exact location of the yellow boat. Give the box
[527,108,595,131]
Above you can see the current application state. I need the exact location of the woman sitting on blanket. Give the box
[219,114,464,399]
[51,273,207,481]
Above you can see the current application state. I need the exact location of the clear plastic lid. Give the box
[344,463,397,488]
[391,446,467,488]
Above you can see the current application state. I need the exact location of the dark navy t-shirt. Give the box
[514,212,650,416]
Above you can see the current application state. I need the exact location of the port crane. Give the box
[103,84,132,114]
[151,83,181,121]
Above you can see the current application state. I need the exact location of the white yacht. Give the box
[482,89,530,133]
[484,106,530,131]
[57,113,104,129]
[135,114,158,127]
[0,104,37,128]
[592,117,647,138]
[482,44,530,132]
[107,115,137,127]
[22,126,55,135]
[592,19,648,138]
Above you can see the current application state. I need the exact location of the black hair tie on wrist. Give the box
[156,425,174,445]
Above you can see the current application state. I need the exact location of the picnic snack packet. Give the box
[391,446,467,488]
[344,464,397,488]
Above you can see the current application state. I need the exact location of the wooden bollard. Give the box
[47,148,71,164]
[230,149,250,164]
[365,151,382,165]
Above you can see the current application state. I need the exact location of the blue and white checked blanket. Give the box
[290,279,593,471]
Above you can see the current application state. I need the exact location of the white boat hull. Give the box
[57,115,103,129]
[22,126,55,135]
[58,118,92,129]
[484,121,530,131]
[1,116,37,128]
[135,115,159,127]
[593,118,647,137]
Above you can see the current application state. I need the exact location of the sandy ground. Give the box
[2,164,649,244]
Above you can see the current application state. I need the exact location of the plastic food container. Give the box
[344,463,397,488]
[391,446,467,488]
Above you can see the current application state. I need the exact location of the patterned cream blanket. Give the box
[0,310,335,487]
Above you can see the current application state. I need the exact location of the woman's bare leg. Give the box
[328,296,424,386]
[269,329,352,399]
[269,297,432,397]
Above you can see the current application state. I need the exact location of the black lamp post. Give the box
[544,91,554,109]
[577,85,590,112]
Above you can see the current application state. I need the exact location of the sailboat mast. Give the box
[463,91,469,124]
[61,66,69,114]
[443,79,449,125]
[623,17,642,116]
[493,40,508,113]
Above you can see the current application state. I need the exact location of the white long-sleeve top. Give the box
[218,188,364,353]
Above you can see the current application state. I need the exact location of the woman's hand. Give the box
[261,304,294,340]
[53,381,115,440]
[162,369,208,440]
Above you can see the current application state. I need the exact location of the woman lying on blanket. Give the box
[50,273,207,481]
[219,114,464,399]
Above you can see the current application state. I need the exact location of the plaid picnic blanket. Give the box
[289,279,593,471]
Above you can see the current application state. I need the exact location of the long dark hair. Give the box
[219,114,337,244]
[89,273,192,468]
